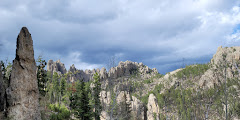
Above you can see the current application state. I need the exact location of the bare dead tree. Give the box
[107,56,117,71]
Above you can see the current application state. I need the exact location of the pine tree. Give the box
[70,80,92,120]
[92,72,102,120]
[83,80,92,119]
[60,77,67,97]
[52,72,60,103]
[36,56,48,96]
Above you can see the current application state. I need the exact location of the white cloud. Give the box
[226,31,240,44]
[62,51,103,70]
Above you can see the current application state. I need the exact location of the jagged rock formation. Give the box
[116,91,131,104]
[47,59,67,75]
[67,64,102,82]
[108,61,158,79]
[100,91,145,120]
[131,96,145,120]
[6,27,41,120]
[147,94,160,120]
[100,67,108,80]
[47,60,158,83]
[199,46,240,88]
[100,91,111,106]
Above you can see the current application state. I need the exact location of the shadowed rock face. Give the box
[0,66,6,111]
[6,27,41,120]
[47,59,67,75]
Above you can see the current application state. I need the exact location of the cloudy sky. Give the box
[0,0,240,74]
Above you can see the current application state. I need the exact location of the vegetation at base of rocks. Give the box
[1,60,12,85]
[143,73,164,84]
[174,63,209,80]
[129,68,140,79]
[233,48,237,52]
[235,103,240,117]
[108,93,132,120]
[36,58,102,120]
[48,103,71,120]
[135,84,164,105]
[143,79,153,84]
[136,76,240,119]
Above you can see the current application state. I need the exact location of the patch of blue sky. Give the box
[232,24,240,34]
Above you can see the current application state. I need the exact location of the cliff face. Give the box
[6,27,41,120]
[47,59,67,75]
[199,46,240,88]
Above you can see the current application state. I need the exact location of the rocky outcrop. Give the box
[68,64,87,82]
[47,59,67,75]
[6,27,41,120]
[100,91,111,106]
[147,94,160,120]
[67,64,99,82]
[47,60,159,84]
[100,90,145,120]
[108,61,158,79]
[199,46,240,88]
[211,46,240,66]
[100,111,110,120]
[131,96,145,120]
[100,67,108,80]
[199,69,220,88]
[116,91,131,104]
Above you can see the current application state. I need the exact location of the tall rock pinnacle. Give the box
[6,27,41,120]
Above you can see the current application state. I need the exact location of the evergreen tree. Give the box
[52,72,60,103]
[83,80,92,119]
[70,80,92,120]
[1,60,12,84]
[60,77,67,97]
[36,56,48,96]
[92,72,102,120]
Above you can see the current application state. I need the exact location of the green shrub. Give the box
[49,103,71,120]
[141,94,150,105]
[143,79,152,84]
[174,64,209,80]
[235,102,240,117]
[233,48,236,52]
